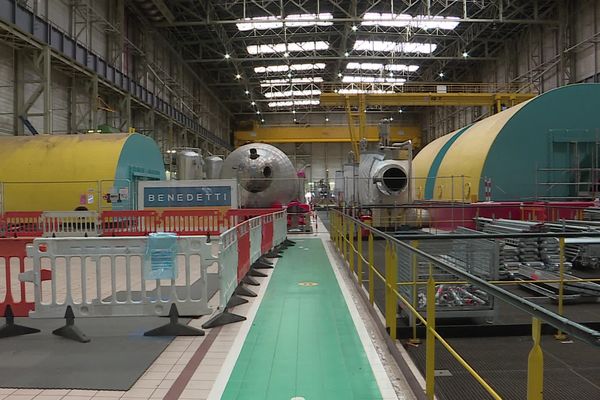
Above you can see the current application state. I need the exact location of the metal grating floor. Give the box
[406,336,600,400]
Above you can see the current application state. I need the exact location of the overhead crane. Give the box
[319,83,537,160]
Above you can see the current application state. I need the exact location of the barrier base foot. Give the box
[144,304,204,337]
[202,311,246,329]
[266,251,283,258]
[243,276,260,286]
[0,305,40,339]
[249,269,268,278]
[234,284,257,297]
[284,239,296,246]
[226,295,249,308]
[52,306,90,343]
[254,259,274,269]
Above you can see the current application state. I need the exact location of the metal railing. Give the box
[329,209,600,400]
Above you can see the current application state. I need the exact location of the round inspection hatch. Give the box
[298,282,319,287]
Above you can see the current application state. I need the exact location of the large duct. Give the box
[358,142,412,206]
[220,143,298,207]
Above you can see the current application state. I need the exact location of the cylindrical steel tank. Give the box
[205,156,224,179]
[0,133,165,211]
[176,150,204,180]
[220,143,298,207]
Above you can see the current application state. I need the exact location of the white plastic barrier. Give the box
[42,211,100,237]
[249,217,262,264]
[25,236,213,318]
[217,227,238,311]
[273,210,287,246]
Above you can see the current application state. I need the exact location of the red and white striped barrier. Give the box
[0,238,51,317]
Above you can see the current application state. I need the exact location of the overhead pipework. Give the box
[220,143,299,208]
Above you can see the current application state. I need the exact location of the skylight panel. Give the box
[361,12,459,30]
[247,41,329,55]
[254,63,327,73]
[291,63,326,71]
[342,76,406,84]
[345,63,420,72]
[415,15,460,30]
[285,13,333,27]
[268,99,320,108]
[237,13,333,31]
[353,40,436,54]
[237,16,282,31]
[260,77,324,87]
[346,62,384,70]
[385,64,420,72]
[264,89,322,98]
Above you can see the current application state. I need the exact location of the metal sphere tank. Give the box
[220,143,298,207]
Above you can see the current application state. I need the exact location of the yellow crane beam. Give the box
[234,123,421,147]
[320,92,536,109]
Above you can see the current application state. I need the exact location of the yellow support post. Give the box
[425,262,436,400]
[342,216,347,261]
[384,242,398,340]
[337,214,342,253]
[555,237,568,341]
[368,231,375,305]
[389,245,398,341]
[329,211,334,242]
[349,221,356,274]
[357,226,363,283]
[410,240,421,345]
[527,317,544,400]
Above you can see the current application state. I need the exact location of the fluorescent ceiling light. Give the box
[254,63,327,73]
[264,89,322,98]
[268,99,320,108]
[260,77,324,87]
[237,13,333,31]
[247,41,329,55]
[342,76,406,84]
[361,13,459,30]
[353,40,436,54]
[345,63,419,72]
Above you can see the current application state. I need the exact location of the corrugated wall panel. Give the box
[0,43,14,134]
[52,70,69,133]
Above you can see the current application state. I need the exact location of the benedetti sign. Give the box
[138,179,239,209]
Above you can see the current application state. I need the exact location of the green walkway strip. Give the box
[222,238,383,400]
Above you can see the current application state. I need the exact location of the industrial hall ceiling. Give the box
[129,0,560,119]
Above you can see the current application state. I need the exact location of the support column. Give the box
[13,50,25,135]
[42,45,52,134]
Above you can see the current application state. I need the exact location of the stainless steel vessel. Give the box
[220,143,299,207]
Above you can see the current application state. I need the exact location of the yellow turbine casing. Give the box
[0,133,165,211]
[433,100,531,201]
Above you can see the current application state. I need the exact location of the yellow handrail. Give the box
[328,208,600,400]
